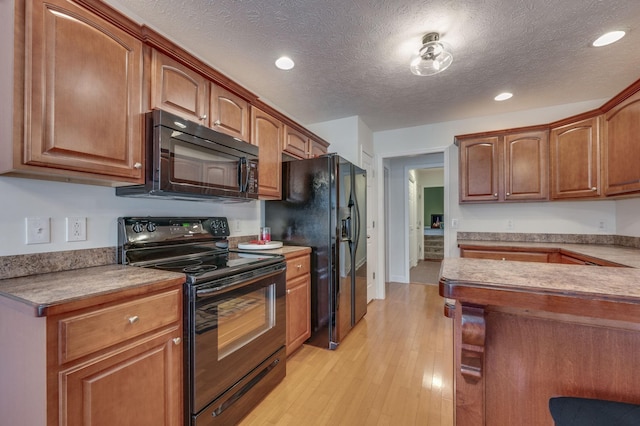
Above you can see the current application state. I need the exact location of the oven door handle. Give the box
[195,266,285,299]
[211,356,281,418]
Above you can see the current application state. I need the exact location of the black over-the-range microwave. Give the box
[116,109,258,202]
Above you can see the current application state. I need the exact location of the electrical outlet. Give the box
[451,218,459,229]
[506,219,514,230]
[26,217,50,244]
[66,217,87,241]
[598,220,606,232]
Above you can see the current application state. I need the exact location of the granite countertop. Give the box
[238,245,312,257]
[457,240,640,268]
[0,265,185,317]
[440,257,640,305]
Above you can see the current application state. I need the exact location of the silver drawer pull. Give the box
[214,119,221,126]
[173,337,181,345]
[128,315,140,324]
[296,264,302,269]
[133,162,142,169]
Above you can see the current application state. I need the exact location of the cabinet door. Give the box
[25,0,143,182]
[209,83,250,141]
[458,137,501,202]
[283,125,309,159]
[151,50,209,123]
[286,274,311,356]
[460,248,549,263]
[550,117,601,199]
[251,107,282,199]
[59,326,182,426]
[504,130,549,201]
[309,139,329,158]
[603,91,640,196]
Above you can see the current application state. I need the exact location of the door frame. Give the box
[375,146,449,299]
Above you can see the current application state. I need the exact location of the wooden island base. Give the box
[440,258,640,426]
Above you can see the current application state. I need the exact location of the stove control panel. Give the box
[118,217,230,245]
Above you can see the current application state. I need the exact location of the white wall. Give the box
[0,176,260,256]
[373,98,623,260]
[616,198,640,237]
[308,116,360,165]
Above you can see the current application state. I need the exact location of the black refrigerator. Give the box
[265,154,367,349]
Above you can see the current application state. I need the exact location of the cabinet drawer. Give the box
[461,249,549,263]
[286,255,310,281]
[58,288,181,364]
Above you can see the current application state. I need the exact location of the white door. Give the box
[362,151,376,302]
[408,172,417,269]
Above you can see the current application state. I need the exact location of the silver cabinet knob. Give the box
[214,119,221,126]
[287,289,291,295]
[493,193,498,197]
[296,264,302,269]
[200,114,207,120]
[128,315,139,324]
[591,187,597,191]
[172,337,181,345]
[506,192,511,196]
[133,162,142,169]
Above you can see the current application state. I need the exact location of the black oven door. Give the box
[186,264,286,418]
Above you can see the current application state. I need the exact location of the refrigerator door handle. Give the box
[341,217,352,241]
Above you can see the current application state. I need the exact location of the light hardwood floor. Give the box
[240,283,454,425]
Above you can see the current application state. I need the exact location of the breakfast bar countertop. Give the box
[440,257,640,306]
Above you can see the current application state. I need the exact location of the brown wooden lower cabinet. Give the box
[460,248,549,263]
[440,256,640,426]
[447,301,640,426]
[284,250,311,356]
[0,284,183,426]
[459,244,625,267]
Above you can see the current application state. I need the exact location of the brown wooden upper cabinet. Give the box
[458,130,549,202]
[150,50,209,124]
[251,106,283,199]
[309,139,329,158]
[550,116,601,200]
[151,50,251,143]
[209,84,250,141]
[458,136,501,202]
[283,125,310,159]
[603,90,640,196]
[7,0,144,184]
[283,125,329,159]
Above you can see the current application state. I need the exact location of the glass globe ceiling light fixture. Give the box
[410,32,453,76]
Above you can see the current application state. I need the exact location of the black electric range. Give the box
[117,217,284,285]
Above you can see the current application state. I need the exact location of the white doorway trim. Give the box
[374,145,450,300]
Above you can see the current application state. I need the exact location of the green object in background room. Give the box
[424,187,444,228]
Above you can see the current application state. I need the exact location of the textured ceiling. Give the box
[105,0,640,132]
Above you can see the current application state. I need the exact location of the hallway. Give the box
[410,260,442,285]
[239,282,454,425]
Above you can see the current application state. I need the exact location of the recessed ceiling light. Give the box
[494,92,513,101]
[275,56,295,70]
[592,31,626,47]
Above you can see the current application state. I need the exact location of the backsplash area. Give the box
[0,235,257,280]
[457,232,640,249]
[0,247,116,280]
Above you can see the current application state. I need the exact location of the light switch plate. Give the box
[26,217,51,244]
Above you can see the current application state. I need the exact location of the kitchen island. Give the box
[439,257,640,425]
